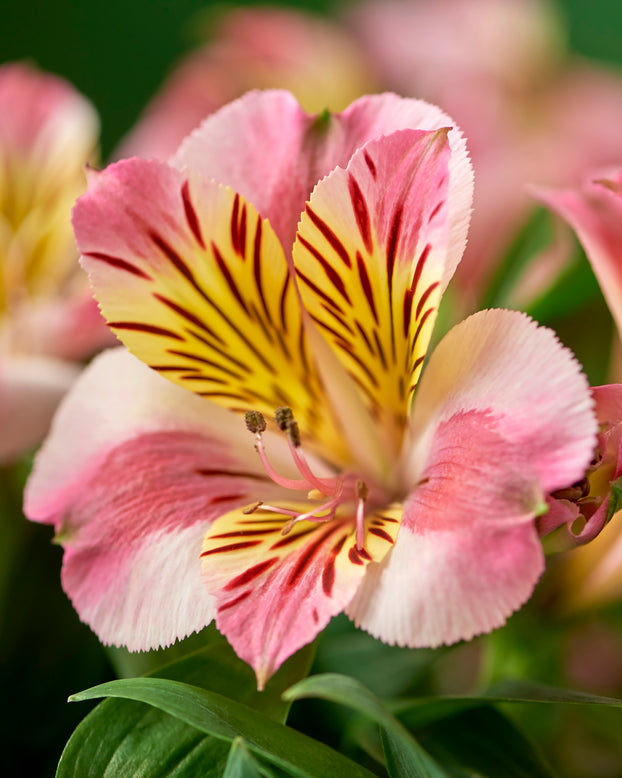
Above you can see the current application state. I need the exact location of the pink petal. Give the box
[347,520,544,648]
[201,504,399,687]
[535,169,622,338]
[293,128,457,458]
[25,348,292,650]
[348,309,596,647]
[404,309,597,497]
[172,90,472,262]
[0,355,80,463]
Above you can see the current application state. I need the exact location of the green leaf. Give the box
[223,738,264,778]
[395,679,622,730]
[606,476,622,522]
[69,677,376,778]
[57,640,316,777]
[283,673,449,778]
[414,705,556,778]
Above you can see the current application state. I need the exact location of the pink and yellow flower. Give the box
[25,91,597,687]
[0,62,111,463]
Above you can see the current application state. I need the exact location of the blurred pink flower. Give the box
[536,169,622,608]
[25,91,597,686]
[117,5,376,161]
[351,0,622,311]
[0,63,112,463]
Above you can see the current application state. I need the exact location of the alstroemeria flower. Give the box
[0,62,112,462]
[25,91,596,687]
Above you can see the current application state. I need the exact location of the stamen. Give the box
[245,410,266,434]
[355,479,368,551]
[255,434,311,491]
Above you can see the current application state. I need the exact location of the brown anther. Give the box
[356,479,369,500]
[245,410,266,434]
[275,406,294,431]
[287,420,301,448]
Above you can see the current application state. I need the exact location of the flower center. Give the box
[244,407,371,550]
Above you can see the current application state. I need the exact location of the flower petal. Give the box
[25,348,294,650]
[403,309,597,496]
[0,354,79,463]
[201,502,400,687]
[347,309,596,648]
[535,169,622,338]
[347,520,544,648]
[74,158,341,453]
[173,90,472,258]
[293,128,454,452]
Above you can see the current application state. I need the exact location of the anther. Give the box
[356,480,369,501]
[287,420,301,448]
[245,410,266,434]
[274,406,294,431]
[242,501,263,515]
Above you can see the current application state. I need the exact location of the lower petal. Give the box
[346,521,544,648]
[201,503,400,687]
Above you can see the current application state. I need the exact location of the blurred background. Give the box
[2,1,622,776]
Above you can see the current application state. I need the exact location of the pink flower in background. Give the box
[117,6,375,161]
[25,91,596,687]
[0,63,112,463]
[536,170,622,608]
[351,0,622,311]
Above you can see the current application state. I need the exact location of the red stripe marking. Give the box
[322,535,347,596]
[376,515,399,523]
[354,320,374,355]
[295,268,345,314]
[428,200,444,223]
[348,546,365,565]
[287,525,340,587]
[200,540,262,557]
[196,469,267,481]
[279,273,290,334]
[84,252,152,280]
[369,527,395,543]
[356,251,378,325]
[224,557,279,590]
[372,329,387,371]
[230,193,240,255]
[181,180,205,249]
[415,281,440,320]
[252,218,272,325]
[364,150,377,179]
[239,204,247,258]
[271,527,316,550]
[348,173,373,254]
[403,289,414,338]
[207,493,248,506]
[305,205,352,268]
[334,340,380,388]
[109,321,183,340]
[167,349,245,380]
[218,590,252,612]
[149,230,195,283]
[297,235,351,304]
[212,242,249,314]
[411,307,434,352]
[154,293,215,336]
[410,244,431,296]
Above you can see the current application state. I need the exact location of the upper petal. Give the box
[172,90,472,257]
[535,169,622,339]
[73,157,343,458]
[292,127,463,455]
